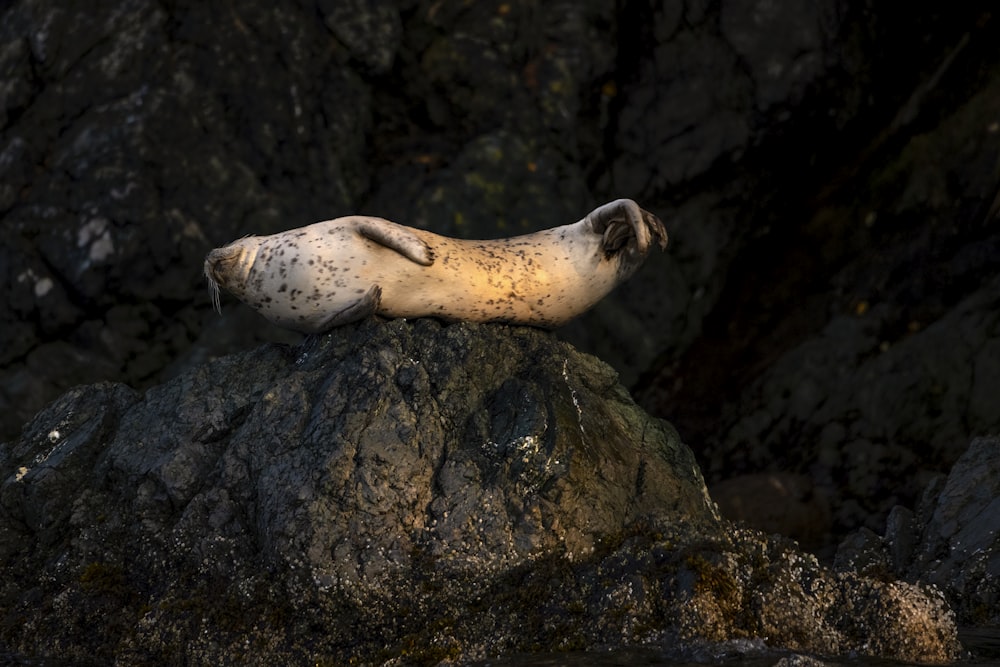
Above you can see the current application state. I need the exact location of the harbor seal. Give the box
[204,198,667,332]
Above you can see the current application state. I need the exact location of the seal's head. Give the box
[204,237,258,313]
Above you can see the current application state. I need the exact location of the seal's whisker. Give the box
[207,276,222,314]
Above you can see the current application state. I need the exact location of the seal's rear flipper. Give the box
[356,218,435,266]
[585,199,668,257]
[313,284,383,330]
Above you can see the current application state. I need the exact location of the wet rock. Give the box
[0,4,996,659]
[0,322,960,664]
[0,321,710,661]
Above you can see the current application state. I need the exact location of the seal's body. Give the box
[205,199,667,333]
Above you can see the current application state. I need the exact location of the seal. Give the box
[204,199,667,332]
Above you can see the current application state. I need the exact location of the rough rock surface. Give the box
[692,269,1000,544]
[0,322,960,664]
[640,15,1000,550]
[836,436,1000,628]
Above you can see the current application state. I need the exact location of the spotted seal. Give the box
[204,198,667,332]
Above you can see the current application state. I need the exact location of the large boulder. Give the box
[0,321,960,664]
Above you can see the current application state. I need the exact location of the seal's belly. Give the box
[372,235,611,326]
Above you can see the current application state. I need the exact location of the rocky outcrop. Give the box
[694,271,1000,544]
[837,436,1000,628]
[0,322,960,664]
[642,36,1000,551]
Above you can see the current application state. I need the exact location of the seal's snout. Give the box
[205,268,222,314]
[204,243,253,283]
[204,242,255,314]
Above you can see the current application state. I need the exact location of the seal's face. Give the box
[204,238,257,313]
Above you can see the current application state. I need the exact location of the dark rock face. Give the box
[639,11,1000,550]
[1,0,370,439]
[837,436,1000,628]
[0,321,706,661]
[0,322,960,664]
[693,273,1000,543]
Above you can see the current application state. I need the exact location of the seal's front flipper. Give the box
[313,284,383,330]
[585,199,668,257]
[356,217,435,266]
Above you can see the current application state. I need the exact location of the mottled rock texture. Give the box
[0,322,960,664]
[837,436,1000,629]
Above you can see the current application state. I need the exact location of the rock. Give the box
[635,7,1000,555]
[0,0,370,440]
[0,0,995,656]
[840,437,1000,627]
[676,267,1000,552]
[0,322,960,664]
[720,0,841,111]
[318,0,402,75]
[612,27,753,192]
